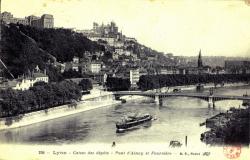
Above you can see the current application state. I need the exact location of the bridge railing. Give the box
[113,91,250,100]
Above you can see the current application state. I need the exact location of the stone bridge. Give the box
[113,91,250,107]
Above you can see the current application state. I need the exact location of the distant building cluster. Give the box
[76,22,145,72]
[60,52,104,74]
[1,11,54,28]
[77,22,137,47]
[225,60,250,74]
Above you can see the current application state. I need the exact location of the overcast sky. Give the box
[2,0,250,57]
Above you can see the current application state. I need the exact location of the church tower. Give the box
[198,49,203,68]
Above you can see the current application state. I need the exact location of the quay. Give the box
[0,90,120,131]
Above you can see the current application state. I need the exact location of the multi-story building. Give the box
[130,68,140,88]
[1,11,28,25]
[89,62,102,73]
[186,67,199,75]
[1,12,54,28]
[92,21,119,38]
[1,12,13,23]
[88,36,116,46]
[58,63,66,73]
[160,67,179,75]
[73,56,79,64]
[79,61,89,74]
[225,60,250,74]
[0,69,49,91]
[112,52,119,60]
[115,48,124,55]
[31,14,54,28]
[13,72,48,91]
[33,72,49,83]
[72,63,79,72]
[78,21,137,48]
[148,55,156,61]
[40,14,54,28]
[130,53,138,61]
[26,15,40,25]
[124,37,137,43]
[225,61,250,69]
[64,57,80,72]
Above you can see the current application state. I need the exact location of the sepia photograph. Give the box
[0,0,250,159]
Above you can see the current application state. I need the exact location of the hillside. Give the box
[0,23,105,79]
[17,24,105,62]
[1,23,171,81]
[1,24,51,78]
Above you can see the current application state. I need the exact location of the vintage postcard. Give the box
[0,0,250,159]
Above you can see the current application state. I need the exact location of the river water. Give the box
[0,85,249,147]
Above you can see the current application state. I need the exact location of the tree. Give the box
[137,74,250,91]
[106,77,131,91]
[0,80,83,118]
[78,79,93,91]
[62,69,82,79]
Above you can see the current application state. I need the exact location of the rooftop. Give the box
[33,72,48,78]
[41,14,53,18]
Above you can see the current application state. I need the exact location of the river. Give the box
[0,85,249,147]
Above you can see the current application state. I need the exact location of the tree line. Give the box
[138,74,250,91]
[0,80,82,118]
[106,77,131,91]
[17,24,105,62]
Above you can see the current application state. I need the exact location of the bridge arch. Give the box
[115,94,154,101]
[159,94,209,102]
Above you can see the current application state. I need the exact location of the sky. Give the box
[2,0,250,57]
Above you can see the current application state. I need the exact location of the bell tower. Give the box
[198,49,203,68]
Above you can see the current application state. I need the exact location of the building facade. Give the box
[130,68,140,88]
[40,14,54,28]
[1,11,28,25]
[225,60,250,74]
[13,72,49,90]
[1,12,54,28]
[0,69,49,91]
[30,14,54,28]
[89,62,102,73]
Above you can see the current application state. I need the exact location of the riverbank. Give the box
[0,91,120,131]
[200,106,250,146]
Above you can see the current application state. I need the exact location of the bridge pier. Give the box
[155,95,163,106]
[208,96,215,108]
[114,95,121,101]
